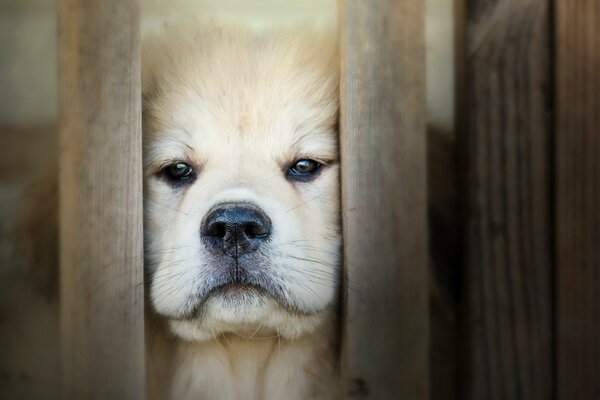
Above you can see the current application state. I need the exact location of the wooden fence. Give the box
[58,1,145,399]
[56,0,599,399]
[459,1,599,399]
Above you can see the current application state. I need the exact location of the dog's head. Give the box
[142,22,340,341]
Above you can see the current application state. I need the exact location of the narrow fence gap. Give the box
[339,0,429,398]
[555,1,600,399]
[460,0,554,399]
[58,0,145,398]
[454,0,469,398]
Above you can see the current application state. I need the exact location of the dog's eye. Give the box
[287,159,321,178]
[163,162,195,182]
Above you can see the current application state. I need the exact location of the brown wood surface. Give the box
[556,1,600,399]
[58,1,145,399]
[339,1,428,398]
[461,0,553,398]
[0,125,56,181]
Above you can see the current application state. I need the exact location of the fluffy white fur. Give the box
[142,20,341,399]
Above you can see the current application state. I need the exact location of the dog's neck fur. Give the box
[147,311,339,400]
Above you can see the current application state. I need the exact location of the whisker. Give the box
[285,194,324,213]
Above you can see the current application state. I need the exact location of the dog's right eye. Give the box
[162,162,195,182]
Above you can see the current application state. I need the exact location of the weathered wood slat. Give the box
[556,1,600,399]
[58,0,145,398]
[461,0,553,398]
[339,0,428,398]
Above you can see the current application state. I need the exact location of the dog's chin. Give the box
[167,289,329,342]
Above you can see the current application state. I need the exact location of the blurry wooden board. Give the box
[555,1,600,399]
[339,0,428,398]
[461,0,553,398]
[58,0,145,399]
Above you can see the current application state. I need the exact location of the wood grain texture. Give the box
[58,1,145,399]
[556,1,600,399]
[339,1,428,398]
[461,0,553,398]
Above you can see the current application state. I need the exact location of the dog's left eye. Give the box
[163,162,195,182]
[287,159,321,178]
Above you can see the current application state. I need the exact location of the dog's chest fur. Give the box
[147,320,339,400]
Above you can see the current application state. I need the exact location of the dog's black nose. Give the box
[200,203,271,255]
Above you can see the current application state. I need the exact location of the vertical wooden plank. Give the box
[58,1,145,399]
[461,0,553,399]
[339,0,428,398]
[556,1,600,399]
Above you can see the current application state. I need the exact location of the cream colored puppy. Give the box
[142,21,341,399]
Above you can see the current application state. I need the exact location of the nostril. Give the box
[205,221,227,238]
[245,221,268,238]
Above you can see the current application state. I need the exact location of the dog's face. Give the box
[142,23,340,341]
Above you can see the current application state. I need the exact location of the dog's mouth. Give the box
[210,281,267,299]
[166,269,319,322]
[170,273,287,319]
[203,275,286,307]
[152,252,331,324]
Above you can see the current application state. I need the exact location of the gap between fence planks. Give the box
[556,1,600,399]
[58,0,145,398]
[339,0,428,398]
[461,0,553,399]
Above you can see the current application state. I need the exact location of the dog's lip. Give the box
[210,282,266,296]
[163,268,322,321]
[175,277,280,319]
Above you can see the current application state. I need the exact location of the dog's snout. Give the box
[201,203,271,255]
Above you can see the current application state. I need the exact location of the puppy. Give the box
[142,21,341,400]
